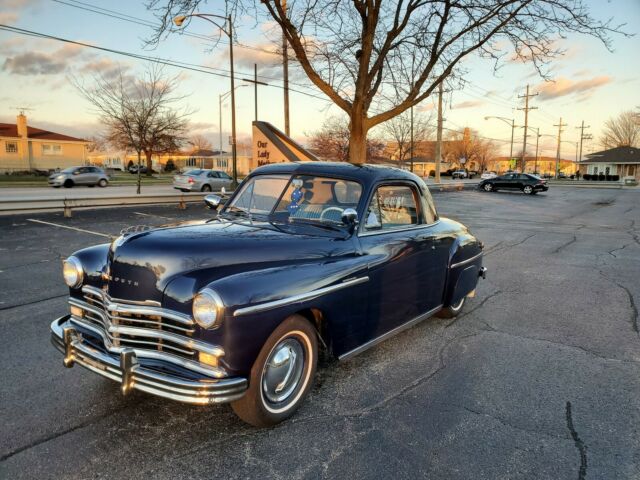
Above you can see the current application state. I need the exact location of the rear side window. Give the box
[185,169,203,176]
[364,185,419,231]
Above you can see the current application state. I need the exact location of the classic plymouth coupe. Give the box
[51,162,485,426]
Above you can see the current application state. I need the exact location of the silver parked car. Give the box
[173,169,233,192]
[48,166,109,188]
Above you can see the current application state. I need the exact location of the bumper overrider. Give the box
[51,315,248,405]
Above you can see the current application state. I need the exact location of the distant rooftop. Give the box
[0,122,86,142]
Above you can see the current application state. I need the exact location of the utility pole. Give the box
[242,64,269,122]
[282,0,290,136]
[517,84,538,172]
[435,80,444,183]
[533,128,540,174]
[576,120,591,172]
[554,118,568,178]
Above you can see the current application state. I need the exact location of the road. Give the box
[0,184,177,200]
[1,188,639,479]
[0,178,478,201]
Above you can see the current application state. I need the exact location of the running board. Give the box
[338,305,443,361]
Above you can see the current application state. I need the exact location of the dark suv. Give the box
[479,173,548,195]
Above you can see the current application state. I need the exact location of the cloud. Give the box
[0,12,18,23]
[534,76,612,100]
[3,43,84,75]
[452,100,484,109]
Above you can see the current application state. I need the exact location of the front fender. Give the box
[203,256,370,374]
[70,243,110,296]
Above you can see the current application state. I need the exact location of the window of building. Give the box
[42,144,62,155]
[186,157,196,167]
[593,166,598,175]
[629,166,636,176]
[605,167,610,175]
[5,141,18,153]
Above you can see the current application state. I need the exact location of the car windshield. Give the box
[224,174,362,224]
[184,169,204,176]
[60,167,76,173]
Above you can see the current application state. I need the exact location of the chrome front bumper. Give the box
[51,315,248,405]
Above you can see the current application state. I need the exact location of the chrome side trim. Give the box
[450,251,483,269]
[358,220,441,237]
[338,305,443,361]
[233,276,370,317]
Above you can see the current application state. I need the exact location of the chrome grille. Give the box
[69,285,220,360]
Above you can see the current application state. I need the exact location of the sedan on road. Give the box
[48,166,109,188]
[479,173,548,195]
[173,169,233,192]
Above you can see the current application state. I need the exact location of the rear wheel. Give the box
[231,315,318,427]
[483,183,493,192]
[523,185,534,195]
[436,296,466,319]
[201,184,212,192]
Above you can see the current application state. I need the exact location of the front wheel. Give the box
[231,315,318,427]
[523,185,534,195]
[436,296,466,319]
[98,179,108,187]
[483,183,493,192]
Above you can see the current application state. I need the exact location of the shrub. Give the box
[165,159,176,172]
[583,174,590,180]
[598,173,605,181]
[127,160,134,170]
[605,174,612,181]
[612,175,620,181]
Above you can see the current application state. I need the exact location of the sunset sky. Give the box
[0,0,639,159]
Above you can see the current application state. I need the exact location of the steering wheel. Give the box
[320,207,344,222]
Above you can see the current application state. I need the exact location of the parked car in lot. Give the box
[451,169,475,179]
[48,166,109,188]
[51,162,485,426]
[479,173,548,195]
[481,171,497,180]
[173,169,233,192]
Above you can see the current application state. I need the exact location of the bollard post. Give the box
[63,199,72,218]
[178,195,186,210]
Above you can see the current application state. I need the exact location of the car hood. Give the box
[107,219,354,302]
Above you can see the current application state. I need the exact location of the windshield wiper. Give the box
[287,217,346,232]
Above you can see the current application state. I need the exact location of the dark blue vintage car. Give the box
[51,162,486,426]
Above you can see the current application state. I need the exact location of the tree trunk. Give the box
[145,151,153,176]
[136,150,142,195]
[348,114,368,165]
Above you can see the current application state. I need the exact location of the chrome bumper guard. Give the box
[51,315,247,405]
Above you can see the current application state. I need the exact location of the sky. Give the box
[0,0,639,159]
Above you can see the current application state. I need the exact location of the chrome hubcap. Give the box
[451,297,465,311]
[262,338,305,404]
[484,184,492,191]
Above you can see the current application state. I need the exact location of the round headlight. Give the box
[192,289,224,329]
[62,256,84,288]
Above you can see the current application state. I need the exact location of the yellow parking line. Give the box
[27,219,111,238]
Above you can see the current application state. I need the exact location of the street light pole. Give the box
[484,116,516,166]
[174,12,239,186]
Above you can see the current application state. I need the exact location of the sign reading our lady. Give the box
[252,121,319,168]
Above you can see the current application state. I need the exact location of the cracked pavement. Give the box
[0,187,639,479]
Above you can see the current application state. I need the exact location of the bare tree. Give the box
[308,115,384,162]
[188,134,213,152]
[74,65,191,192]
[600,110,640,149]
[148,0,625,165]
[382,110,433,168]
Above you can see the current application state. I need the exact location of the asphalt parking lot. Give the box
[1,187,639,479]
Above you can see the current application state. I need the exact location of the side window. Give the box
[208,171,219,178]
[364,185,420,231]
[220,172,231,179]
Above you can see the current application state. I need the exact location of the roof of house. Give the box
[0,123,86,142]
[581,146,640,164]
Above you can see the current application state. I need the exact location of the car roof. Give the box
[249,161,423,185]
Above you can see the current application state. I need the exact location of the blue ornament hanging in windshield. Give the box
[287,179,304,215]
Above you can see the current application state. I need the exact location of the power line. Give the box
[0,24,333,104]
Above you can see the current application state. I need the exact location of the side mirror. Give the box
[341,208,359,233]
[204,194,222,210]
